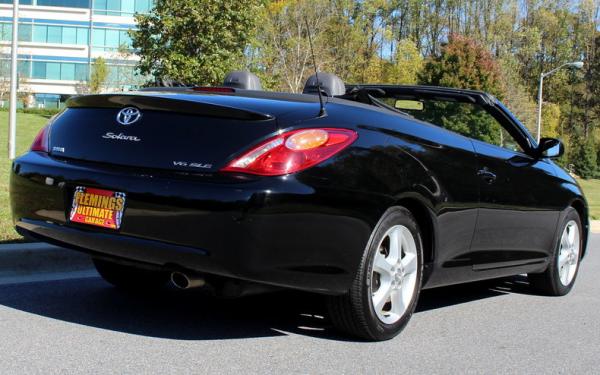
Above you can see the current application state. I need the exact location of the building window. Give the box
[32,24,47,42]
[34,93,63,109]
[32,61,46,79]
[36,0,91,8]
[62,26,77,44]
[7,58,142,86]
[75,63,88,80]
[29,61,89,81]
[10,23,90,45]
[17,60,31,77]
[0,0,89,6]
[106,29,119,47]
[18,24,32,41]
[0,0,34,5]
[46,62,61,80]
[121,0,134,14]
[0,23,10,41]
[76,28,88,44]
[47,26,62,43]
[93,0,154,16]
[60,63,75,80]
[91,28,133,51]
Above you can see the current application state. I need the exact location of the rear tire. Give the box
[528,208,582,296]
[327,207,423,341]
[93,258,169,291]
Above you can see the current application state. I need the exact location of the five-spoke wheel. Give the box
[557,220,580,286]
[371,225,419,324]
[327,207,423,341]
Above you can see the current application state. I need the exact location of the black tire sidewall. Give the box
[549,208,583,295]
[360,207,424,340]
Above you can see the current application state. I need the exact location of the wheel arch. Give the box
[393,197,437,268]
[570,198,589,257]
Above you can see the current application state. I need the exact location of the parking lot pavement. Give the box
[0,237,598,374]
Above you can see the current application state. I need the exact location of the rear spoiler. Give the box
[66,93,273,121]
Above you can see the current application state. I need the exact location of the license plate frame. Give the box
[69,186,126,230]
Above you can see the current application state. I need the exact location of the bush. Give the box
[0,107,62,118]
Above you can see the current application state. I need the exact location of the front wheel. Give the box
[327,207,423,341]
[528,208,583,296]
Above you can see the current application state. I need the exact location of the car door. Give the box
[469,103,561,270]
[362,85,562,281]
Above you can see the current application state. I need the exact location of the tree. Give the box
[418,34,505,144]
[88,57,109,94]
[573,136,598,179]
[498,56,538,134]
[386,39,423,84]
[0,60,12,107]
[252,0,331,93]
[541,102,561,138]
[419,34,504,98]
[0,60,34,108]
[107,45,147,91]
[321,0,367,82]
[132,0,261,85]
[17,83,33,108]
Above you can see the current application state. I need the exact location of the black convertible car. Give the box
[10,71,588,341]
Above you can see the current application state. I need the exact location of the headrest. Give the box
[303,72,345,97]
[223,71,263,90]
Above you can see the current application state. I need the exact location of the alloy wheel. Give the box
[557,220,580,286]
[370,225,419,324]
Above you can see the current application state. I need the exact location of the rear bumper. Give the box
[10,152,382,294]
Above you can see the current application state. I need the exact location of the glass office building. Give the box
[0,0,153,108]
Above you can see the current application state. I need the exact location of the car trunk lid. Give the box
[48,93,286,173]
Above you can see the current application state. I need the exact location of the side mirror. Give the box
[537,137,564,159]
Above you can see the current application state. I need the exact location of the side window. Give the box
[388,98,524,153]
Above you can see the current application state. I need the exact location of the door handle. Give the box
[477,168,497,184]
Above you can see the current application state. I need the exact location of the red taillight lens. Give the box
[30,125,50,153]
[221,128,358,176]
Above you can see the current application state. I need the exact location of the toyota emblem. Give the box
[116,107,142,125]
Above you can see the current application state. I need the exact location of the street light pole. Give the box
[536,73,544,144]
[535,61,584,144]
[8,0,19,160]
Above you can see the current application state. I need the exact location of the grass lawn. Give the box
[0,111,50,242]
[0,111,599,242]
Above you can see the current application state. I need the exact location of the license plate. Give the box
[69,187,126,230]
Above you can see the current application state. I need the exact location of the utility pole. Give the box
[536,61,584,144]
[8,0,19,160]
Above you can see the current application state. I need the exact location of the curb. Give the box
[0,242,93,278]
[591,220,600,234]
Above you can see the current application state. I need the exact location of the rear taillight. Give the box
[30,125,50,153]
[221,128,357,176]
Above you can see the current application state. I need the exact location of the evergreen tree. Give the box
[573,137,598,179]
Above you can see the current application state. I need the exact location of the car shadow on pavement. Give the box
[415,274,538,312]
[0,274,537,342]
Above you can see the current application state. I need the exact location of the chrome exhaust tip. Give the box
[170,271,205,290]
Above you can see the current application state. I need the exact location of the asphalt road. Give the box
[0,237,599,374]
